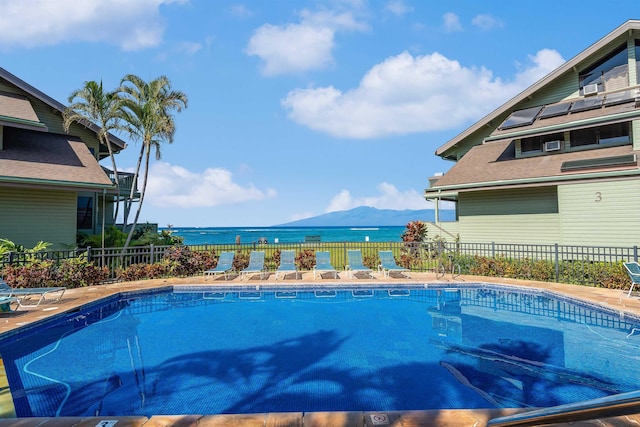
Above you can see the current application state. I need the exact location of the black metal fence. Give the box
[1,241,637,286]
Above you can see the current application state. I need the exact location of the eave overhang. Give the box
[0,115,48,132]
[0,176,114,192]
[424,168,640,198]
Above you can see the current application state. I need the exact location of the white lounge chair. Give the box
[240,251,267,280]
[624,262,640,297]
[378,250,410,278]
[346,250,373,278]
[313,251,338,279]
[275,250,299,280]
[0,278,66,308]
[203,251,235,279]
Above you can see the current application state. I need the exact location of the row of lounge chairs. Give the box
[204,249,410,280]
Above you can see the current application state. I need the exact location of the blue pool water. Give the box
[2,284,640,417]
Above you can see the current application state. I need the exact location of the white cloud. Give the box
[145,162,277,208]
[282,49,565,138]
[472,14,503,31]
[175,41,203,55]
[326,183,433,212]
[0,0,186,51]
[230,4,252,18]
[245,7,368,76]
[443,12,463,32]
[385,0,413,16]
[246,24,335,76]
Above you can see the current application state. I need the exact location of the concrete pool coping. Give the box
[1,271,640,426]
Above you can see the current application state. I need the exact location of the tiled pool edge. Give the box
[1,408,640,426]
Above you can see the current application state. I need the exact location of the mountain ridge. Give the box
[277,206,454,227]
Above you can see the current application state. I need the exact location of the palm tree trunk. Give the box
[103,132,121,224]
[123,143,145,230]
[123,146,151,250]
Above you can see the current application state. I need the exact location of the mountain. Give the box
[277,206,455,227]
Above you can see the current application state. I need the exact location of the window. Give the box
[579,44,628,94]
[599,122,630,145]
[521,133,564,153]
[569,122,630,148]
[77,196,93,230]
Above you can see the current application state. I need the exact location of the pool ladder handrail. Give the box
[486,389,640,426]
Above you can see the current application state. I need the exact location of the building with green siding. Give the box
[0,67,136,249]
[425,20,640,247]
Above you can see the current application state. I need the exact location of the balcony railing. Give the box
[102,167,140,199]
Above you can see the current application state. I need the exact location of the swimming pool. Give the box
[1,283,639,417]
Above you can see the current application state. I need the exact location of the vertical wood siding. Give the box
[558,180,640,246]
[633,119,640,151]
[0,187,76,249]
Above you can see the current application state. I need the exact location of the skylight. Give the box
[539,102,572,119]
[499,106,543,129]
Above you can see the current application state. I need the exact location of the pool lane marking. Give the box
[22,309,126,416]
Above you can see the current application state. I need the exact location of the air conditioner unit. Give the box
[544,140,561,152]
[583,83,599,96]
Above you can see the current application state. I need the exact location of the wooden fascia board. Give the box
[424,168,640,195]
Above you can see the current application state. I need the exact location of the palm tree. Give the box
[63,81,124,222]
[118,74,188,249]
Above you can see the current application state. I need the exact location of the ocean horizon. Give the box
[165,225,407,245]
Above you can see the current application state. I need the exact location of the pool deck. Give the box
[2,271,640,426]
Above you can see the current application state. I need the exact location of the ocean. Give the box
[165,226,407,245]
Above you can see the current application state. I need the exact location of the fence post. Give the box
[150,244,155,264]
[86,246,92,263]
[491,242,495,259]
[554,243,559,283]
[634,246,638,263]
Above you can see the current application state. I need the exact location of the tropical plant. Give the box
[63,80,125,223]
[118,74,188,249]
[0,238,51,255]
[401,221,428,242]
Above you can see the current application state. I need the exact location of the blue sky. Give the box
[0,1,636,227]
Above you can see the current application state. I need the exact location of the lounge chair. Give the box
[378,250,410,278]
[313,251,338,279]
[0,296,18,312]
[624,262,640,297]
[203,251,235,279]
[346,250,373,278]
[0,278,65,308]
[240,251,267,280]
[275,250,300,280]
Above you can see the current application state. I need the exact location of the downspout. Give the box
[101,188,106,265]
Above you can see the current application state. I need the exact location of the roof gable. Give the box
[436,19,640,159]
[0,66,126,151]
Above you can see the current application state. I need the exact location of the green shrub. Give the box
[2,257,107,288]
[57,257,108,287]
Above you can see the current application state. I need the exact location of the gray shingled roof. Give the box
[0,127,114,189]
[0,91,47,132]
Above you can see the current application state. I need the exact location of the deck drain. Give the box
[370,413,389,425]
